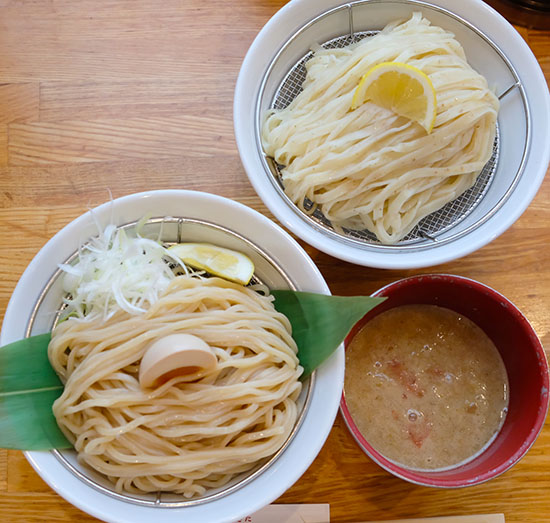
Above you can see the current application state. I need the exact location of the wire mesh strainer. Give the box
[25,217,313,508]
[254,0,529,253]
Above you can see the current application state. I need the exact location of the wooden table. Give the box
[0,1,548,521]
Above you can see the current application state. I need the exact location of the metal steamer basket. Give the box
[251,0,531,256]
[25,217,314,508]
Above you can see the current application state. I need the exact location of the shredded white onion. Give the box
[59,223,186,320]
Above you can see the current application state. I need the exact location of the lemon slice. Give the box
[351,62,437,133]
[168,243,255,285]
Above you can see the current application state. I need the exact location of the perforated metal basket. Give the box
[25,217,314,508]
[256,0,527,251]
[235,0,550,268]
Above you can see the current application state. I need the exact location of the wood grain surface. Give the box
[0,1,549,522]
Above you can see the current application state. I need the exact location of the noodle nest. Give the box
[261,13,499,244]
[48,276,303,498]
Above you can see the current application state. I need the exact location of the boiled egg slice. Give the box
[139,333,217,389]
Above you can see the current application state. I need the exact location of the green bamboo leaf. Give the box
[272,290,385,377]
[0,333,71,450]
[0,291,384,450]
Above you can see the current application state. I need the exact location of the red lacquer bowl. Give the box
[340,274,549,487]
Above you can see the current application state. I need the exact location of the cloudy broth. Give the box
[344,304,509,470]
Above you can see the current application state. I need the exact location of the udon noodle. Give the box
[49,275,302,497]
[261,13,499,244]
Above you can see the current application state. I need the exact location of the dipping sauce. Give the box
[344,304,509,470]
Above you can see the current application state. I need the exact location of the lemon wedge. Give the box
[351,62,437,133]
[168,243,255,285]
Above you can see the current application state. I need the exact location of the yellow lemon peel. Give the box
[351,61,437,133]
[168,243,255,285]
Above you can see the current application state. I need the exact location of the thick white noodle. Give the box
[261,13,499,244]
[49,276,302,498]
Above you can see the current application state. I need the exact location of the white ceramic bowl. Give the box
[234,0,550,269]
[0,190,345,523]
